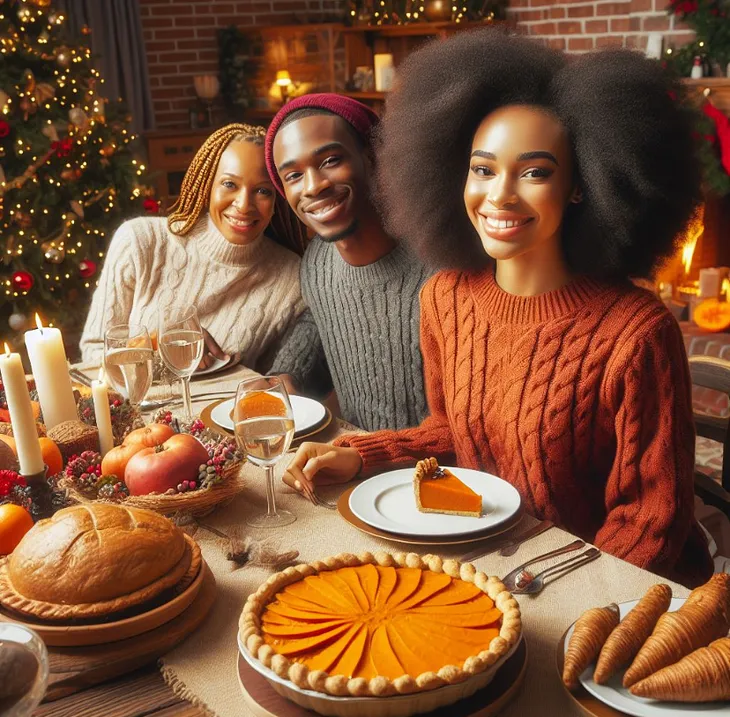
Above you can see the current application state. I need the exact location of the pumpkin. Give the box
[694,299,730,333]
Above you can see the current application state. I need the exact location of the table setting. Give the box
[4,311,729,717]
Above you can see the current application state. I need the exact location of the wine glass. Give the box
[158,305,204,420]
[0,623,49,716]
[234,375,296,528]
[103,324,154,408]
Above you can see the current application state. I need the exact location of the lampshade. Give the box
[276,70,292,87]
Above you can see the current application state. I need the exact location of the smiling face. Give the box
[273,114,370,243]
[464,105,576,264]
[208,139,275,245]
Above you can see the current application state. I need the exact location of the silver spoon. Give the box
[512,548,601,595]
[502,538,585,591]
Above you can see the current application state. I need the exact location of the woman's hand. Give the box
[198,329,229,371]
[283,442,363,497]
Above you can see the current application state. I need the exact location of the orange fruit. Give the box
[0,503,34,555]
[39,437,63,477]
[694,299,730,333]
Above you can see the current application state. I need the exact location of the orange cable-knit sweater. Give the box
[336,270,713,587]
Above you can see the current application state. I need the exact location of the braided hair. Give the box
[167,124,308,256]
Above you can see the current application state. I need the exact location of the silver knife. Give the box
[460,520,553,563]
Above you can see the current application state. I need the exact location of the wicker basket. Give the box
[60,462,247,518]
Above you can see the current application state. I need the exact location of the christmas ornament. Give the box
[33,83,54,104]
[68,107,89,131]
[99,143,116,157]
[56,47,71,68]
[19,97,35,119]
[143,198,160,214]
[69,200,84,218]
[41,123,59,142]
[12,271,33,292]
[0,120,9,138]
[81,25,91,35]
[29,0,53,7]
[78,260,96,278]
[51,137,73,157]
[703,101,730,176]
[8,313,27,331]
[42,241,65,264]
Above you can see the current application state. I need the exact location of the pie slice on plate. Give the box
[414,457,482,517]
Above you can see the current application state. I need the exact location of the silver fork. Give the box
[511,548,601,595]
[502,538,585,591]
[297,481,338,510]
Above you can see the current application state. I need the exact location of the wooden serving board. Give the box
[237,638,527,717]
[42,564,216,702]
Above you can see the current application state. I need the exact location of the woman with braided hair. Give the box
[283,30,714,586]
[81,123,314,378]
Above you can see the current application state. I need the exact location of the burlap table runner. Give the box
[158,380,690,717]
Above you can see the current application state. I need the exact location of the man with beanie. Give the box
[267,94,430,432]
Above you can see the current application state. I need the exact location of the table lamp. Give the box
[276,70,292,104]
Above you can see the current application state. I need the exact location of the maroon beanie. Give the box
[264,93,380,196]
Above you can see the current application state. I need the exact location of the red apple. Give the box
[124,433,209,496]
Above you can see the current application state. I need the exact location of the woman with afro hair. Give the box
[283,30,713,586]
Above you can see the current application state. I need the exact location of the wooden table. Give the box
[38,363,690,717]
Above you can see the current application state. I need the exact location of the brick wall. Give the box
[139,0,695,128]
[508,0,694,53]
[139,0,341,128]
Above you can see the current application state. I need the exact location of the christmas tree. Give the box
[0,0,153,352]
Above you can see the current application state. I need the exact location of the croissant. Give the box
[563,603,619,690]
[630,637,730,702]
[623,573,730,688]
[594,583,671,684]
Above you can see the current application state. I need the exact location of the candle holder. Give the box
[21,464,53,519]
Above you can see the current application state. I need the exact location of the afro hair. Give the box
[375,29,702,279]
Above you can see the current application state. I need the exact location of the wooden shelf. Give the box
[343,91,386,100]
[341,20,505,37]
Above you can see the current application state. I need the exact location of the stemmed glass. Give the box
[103,324,154,409]
[0,622,49,716]
[158,305,204,420]
[234,375,296,528]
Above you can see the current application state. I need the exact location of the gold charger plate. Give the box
[200,397,333,442]
[337,483,525,546]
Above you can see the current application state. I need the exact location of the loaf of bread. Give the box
[7,504,186,604]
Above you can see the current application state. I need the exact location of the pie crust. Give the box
[0,534,198,622]
[414,457,482,517]
[239,551,522,697]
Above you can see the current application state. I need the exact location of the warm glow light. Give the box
[681,213,704,275]
[276,70,292,87]
[35,313,44,331]
[723,278,730,303]
[3,342,10,356]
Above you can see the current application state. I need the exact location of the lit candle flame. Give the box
[35,313,44,332]
[681,211,704,276]
[3,342,10,356]
[723,278,730,303]
[97,367,105,383]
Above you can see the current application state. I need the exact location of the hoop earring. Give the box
[570,187,583,204]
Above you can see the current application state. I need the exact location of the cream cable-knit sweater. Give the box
[80,214,305,369]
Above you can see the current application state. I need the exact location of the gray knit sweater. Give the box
[272,237,431,431]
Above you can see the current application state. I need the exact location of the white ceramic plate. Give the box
[210,395,327,436]
[567,597,730,716]
[348,466,521,538]
[237,632,523,717]
[193,354,239,378]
